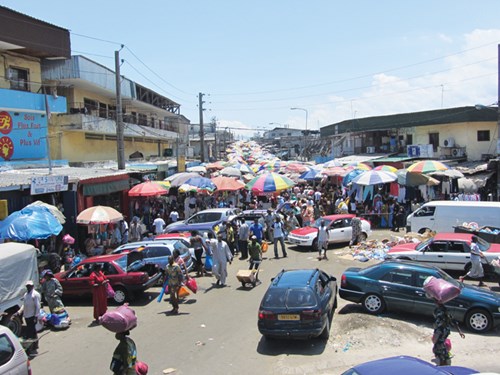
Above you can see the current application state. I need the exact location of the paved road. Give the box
[30,229,499,375]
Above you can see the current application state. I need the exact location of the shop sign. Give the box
[31,175,69,195]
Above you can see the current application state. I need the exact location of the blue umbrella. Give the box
[299,168,322,181]
[0,206,63,241]
[342,169,364,186]
[184,176,217,191]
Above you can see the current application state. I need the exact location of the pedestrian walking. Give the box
[165,255,183,314]
[248,235,262,272]
[212,234,232,287]
[89,264,108,324]
[129,217,142,243]
[190,231,208,277]
[459,236,486,286]
[40,269,64,313]
[15,280,41,356]
[350,217,363,247]
[238,218,250,260]
[264,209,275,241]
[249,218,264,244]
[272,216,287,259]
[432,303,465,366]
[110,330,144,375]
[152,214,166,235]
[317,220,330,260]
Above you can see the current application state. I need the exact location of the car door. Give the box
[378,269,415,312]
[318,272,334,314]
[328,219,351,243]
[416,240,448,268]
[411,270,441,317]
[61,262,94,296]
[445,240,471,271]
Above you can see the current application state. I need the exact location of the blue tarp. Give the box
[0,206,62,241]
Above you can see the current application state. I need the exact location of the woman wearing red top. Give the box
[89,263,108,323]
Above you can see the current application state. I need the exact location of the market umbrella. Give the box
[342,169,365,186]
[457,177,478,193]
[211,176,245,191]
[429,169,464,178]
[347,162,372,171]
[321,166,351,177]
[76,205,123,225]
[351,170,397,186]
[374,165,398,173]
[128,181,168,197]
[285,163,310,173]
[230,163,254,174]
[184,176,217,191]
[407,160,449,174]
[397,170,440,186]
[166,172,202,187]
[298,168,323,181]
[220,167,242,178]
[205,161,225,170]
[0,206,63,241]
[153,180,171,189]
[186,165,207,174]
[26,200,65,224]
[245,172,295,194]
[323,159,343,168]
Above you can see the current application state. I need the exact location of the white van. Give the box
[406,201,500,234]
[0,326,31,374]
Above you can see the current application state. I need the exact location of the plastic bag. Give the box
[261,241,268,253]
[185,277,198,294]
[423,276,460,304]
[178,285,190,298]
[106,282,115,299]
[100,304,137,333]
[205,255,213,271]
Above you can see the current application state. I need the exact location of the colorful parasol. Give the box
[321,166,351,177]
[184,176,217,191]
[299,168,323,181]
[128,181,168,197]
[286,163,311,173]
[351,170,397,186]
[211,176,246,191]
[76,205,123,225]
[407,160,449,174]
[347,162,372,171]
[374,165,398,173]
[245,172,295,194]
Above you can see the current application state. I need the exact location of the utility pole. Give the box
[115,49,125,170]
[198,92,205,162]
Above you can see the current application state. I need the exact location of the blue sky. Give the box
[4,1,500,138]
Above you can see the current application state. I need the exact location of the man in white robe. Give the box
[212,234,233,286]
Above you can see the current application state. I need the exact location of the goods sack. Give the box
[185,277,198,294]
[178,285,191,298]
[205,255,213,271]
[100,304,137,333]
[106,282,116,299]
[423,276,460,304]
[261,241,268,253]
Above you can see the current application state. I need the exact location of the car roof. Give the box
[80,254,125,263]
[156,233,192,239]
[432,233,473,241]
[196,208,237,213]
[322,214,355,220]
[272,269,319,288]
[379,260,442,273]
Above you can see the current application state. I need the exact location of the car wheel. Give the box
[312,239,318,252]
[358,232,367,242]
[465,308,492,333]
[113,287,128,304]
[362,294,385,314]
[2,314,22,336]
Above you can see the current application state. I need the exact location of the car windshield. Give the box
[415,238,433,251]
[114,256,127,271]
[173,240,189,254]
[311,218,332,228]
[435,268,460,287]
[261,288,316,309]
[190,212,222,223]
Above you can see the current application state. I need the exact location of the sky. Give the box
[3,1,500,139]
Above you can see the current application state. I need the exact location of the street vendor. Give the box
[40,269,65,314]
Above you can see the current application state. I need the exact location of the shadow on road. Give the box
[256,335,327,356]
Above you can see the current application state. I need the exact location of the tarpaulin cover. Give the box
[0,206,63,241]
[0,243,39,311]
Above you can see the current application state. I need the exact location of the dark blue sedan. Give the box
[341,355,479,375]
[258,269,337,340]
[339,260,500,333]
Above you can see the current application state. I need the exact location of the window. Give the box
[477,130,490,142]
[415,206,435,217]
[8,67,29,91]
[428,241,447,252]
[429,133,439,152]
[0,333,15,366]
[84,98,97,115]
[448,241,466,253]
[381,270,413,286]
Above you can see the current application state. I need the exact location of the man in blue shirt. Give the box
[249,218,264,244]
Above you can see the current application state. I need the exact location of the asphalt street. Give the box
[30,229,500,375]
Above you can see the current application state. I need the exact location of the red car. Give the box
[387,232,500,277]
[55,253,162,304]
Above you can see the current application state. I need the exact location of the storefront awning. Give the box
[83,178,130,196]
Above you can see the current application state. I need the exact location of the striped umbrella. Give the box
[374,165,398,173]
[347,162,372,171]
[351,170,398,186]
[299,168,323,181]
[245,172,295,194]
[407,160,449,174]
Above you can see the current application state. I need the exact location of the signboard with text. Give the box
[31,175,68,195]
[0,111,47,161]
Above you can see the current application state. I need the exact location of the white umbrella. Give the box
[166,172,202,187]
[220,167,242,177]
[186,165,207,174]
[351,170,397,186]
[457,177,478,193]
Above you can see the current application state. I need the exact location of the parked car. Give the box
[339,260,500,333]
[287,214,371,251]
[0,326,31,375]
[55,253,162,304]
[154,232,210,260]
[164,208,240,239]
[341,355,479,375]
[113,240,193,271]
[258,269,337,340]
[387,232,500,278]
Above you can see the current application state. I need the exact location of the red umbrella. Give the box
[128,181,168,197]
[211,176,245,191]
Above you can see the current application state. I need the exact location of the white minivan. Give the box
[0,326,31,375]
[406,201,500,234]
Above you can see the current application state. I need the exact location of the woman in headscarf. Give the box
[89,263,108,324]
[40,269,64,313]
